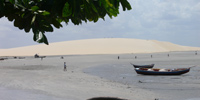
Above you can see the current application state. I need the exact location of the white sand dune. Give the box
[0,38,200,56]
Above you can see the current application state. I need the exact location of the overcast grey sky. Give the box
[0,0,200,48]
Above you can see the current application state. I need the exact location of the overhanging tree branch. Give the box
[0,0,132,45]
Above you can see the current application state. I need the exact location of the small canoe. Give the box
[130,63,154,68]
[135,68,190,75]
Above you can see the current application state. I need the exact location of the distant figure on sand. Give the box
[118,56,120,59]
[195,51,197,55]
[64,62,67,71]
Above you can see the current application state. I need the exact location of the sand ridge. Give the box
[0,38,200,56]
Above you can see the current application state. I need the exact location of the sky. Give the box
[0,0,200,49]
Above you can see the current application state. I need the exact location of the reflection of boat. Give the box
[130,63,154,68]
[135,68,190,75]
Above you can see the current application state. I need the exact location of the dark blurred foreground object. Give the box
[87,97,127,100]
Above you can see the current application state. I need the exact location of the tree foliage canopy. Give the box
[0,0,132,44]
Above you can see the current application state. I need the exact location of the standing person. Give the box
[64,62,67,71]
[195,51,197,55]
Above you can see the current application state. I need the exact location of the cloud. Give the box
[126,0,200,37]
[0,17,36,48]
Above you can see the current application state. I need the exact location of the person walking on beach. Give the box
[64,62,67,71]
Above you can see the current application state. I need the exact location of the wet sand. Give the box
[84,51,200,100]
[0,51,200,100]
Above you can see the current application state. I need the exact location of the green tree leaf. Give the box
[120,0,132,11]
[62,2,72,17]
[31,6,39,11]
[52,19,62,28]
[9,0,15,4]
[41,11,50,16]
[33,31,48,45]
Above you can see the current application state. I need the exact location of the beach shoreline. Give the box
[0,51,200,100]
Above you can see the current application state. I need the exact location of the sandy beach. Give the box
[0,51,200,100]
[1,38,200,100]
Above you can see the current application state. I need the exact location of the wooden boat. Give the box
[34,54,46,58]
[135,68,190,75]
[130,63,154,68]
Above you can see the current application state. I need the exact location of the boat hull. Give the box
[131,63,154,68]
[135,68,190,75]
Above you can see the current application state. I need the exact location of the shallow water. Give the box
[187,98,200,100]
[83,52,200,100]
